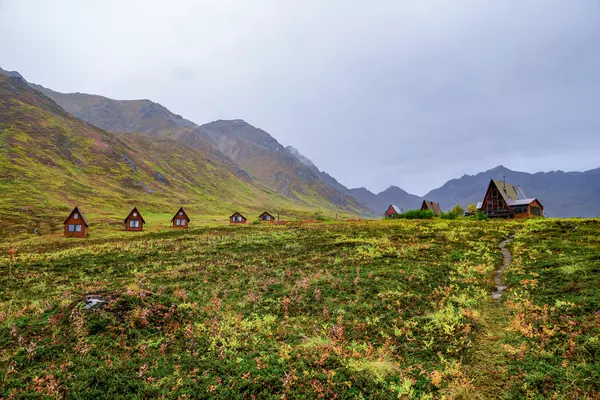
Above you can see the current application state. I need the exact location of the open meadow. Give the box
[0,219,599,399]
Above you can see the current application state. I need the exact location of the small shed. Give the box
[172,207,190,228]
[230,212,247,224]
[124,207,145,231]
[258,211,275,222]
[384,204,401,218]
[64,206,89,238]
[421,200,442,216]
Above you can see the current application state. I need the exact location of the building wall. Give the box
[64,214,87,238]
[513,200,544,219]
[230,215,247,224]
[125,216,144,231]
[482,183,509,213]
[172,217,189,228]
[384,206,397,217]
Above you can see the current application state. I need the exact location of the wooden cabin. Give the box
[124,207,145,231]
[172,207,190,229]
[477,179,544,218]
[229,212,247,224]
[384,204,401,218]
[258,211,275,222]
[421,200,441,216]
[64,206,89,238]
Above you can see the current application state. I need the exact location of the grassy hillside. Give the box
[0,74,348,237]
[12,73,371,216]
[0,219,597,398]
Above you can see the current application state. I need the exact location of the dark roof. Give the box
[230,212,246,219]
[421,200,442,215]
[171,207,190,222]
[64,206,89,227]
[490,179,526,203]
[124,207,146,224]
[259,211,274,219]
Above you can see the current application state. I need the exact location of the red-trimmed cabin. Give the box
[477,179,544,219]
[229,212,247,224]
[124,207,145,231]
[421,200,441,216]
[384,204,401,218]
[172,207,190,228]
[64,206,89,238]
[258,211,275,222]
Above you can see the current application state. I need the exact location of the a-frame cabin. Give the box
[124,207,145,231]
[172,207,190,228]
[64,206,89,238]
[477,179,543,218]
[421,200,442,216]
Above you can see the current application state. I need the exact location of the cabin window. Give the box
[265,215,271,220]
[130,220,139,228]
[179,212,183,215]
[530,206,541,216]
[75,225,82,232]
[133,212,137,217]
[176,219,181,226]
[74,214,79,219]
[68,224,75,232]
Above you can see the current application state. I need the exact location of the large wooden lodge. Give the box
[477,179,543,218]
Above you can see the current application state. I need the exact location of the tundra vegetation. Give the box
[0,219,598,399]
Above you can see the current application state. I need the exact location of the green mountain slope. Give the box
[194,119,368,211]
[9,72,371,215]
[0,74,329,236]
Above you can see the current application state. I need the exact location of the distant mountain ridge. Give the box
[352,165,600,217]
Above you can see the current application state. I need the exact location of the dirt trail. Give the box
[492,237,513,301]
[462,234,516,399]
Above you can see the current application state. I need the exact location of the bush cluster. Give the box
[389,209,435,219]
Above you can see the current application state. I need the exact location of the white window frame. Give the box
[130,220,139,228]
[133,212,137,217]
[68,224,75,232]
[75,225,82,232]
[74,213,79,219]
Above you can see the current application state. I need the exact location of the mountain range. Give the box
[1,65,598,234]
[350,165,600,218]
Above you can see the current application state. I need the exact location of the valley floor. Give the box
[0,219,598,399]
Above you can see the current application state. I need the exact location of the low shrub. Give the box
[397,209,435,219]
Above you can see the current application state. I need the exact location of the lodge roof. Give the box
[64,206,89,227]
[507,198,538,206]
[259,211,274,218]
[230,212,246,219]
[491,179,527,203]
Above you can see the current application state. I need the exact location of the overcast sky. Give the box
[1,0,599,195]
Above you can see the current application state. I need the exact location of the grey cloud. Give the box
[1,0,599,195]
